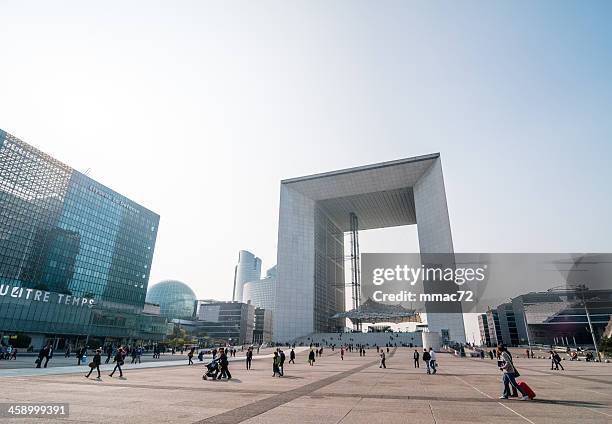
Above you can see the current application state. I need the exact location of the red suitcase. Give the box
[517,380,536,399]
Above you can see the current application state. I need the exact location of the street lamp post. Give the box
[548,284,602,362]
[576,284,600,361]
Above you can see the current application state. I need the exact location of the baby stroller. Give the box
[202,359,219,380]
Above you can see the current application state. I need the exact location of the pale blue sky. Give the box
[1,1,611,317]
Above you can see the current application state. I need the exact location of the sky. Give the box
[1,1,611,342]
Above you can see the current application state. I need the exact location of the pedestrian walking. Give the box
[380,351,386,368]
[497,345,529,400]
[77,347,86,366]
[308,349,315,366]
[36,343,52,368]
[188,347,195,365]
[340,347,344,360]
[109,347,125,378]
[279,349,286,376]
[413,349,420,368]
[85,348,102,379]
[105,345,113,364]
[422,349,431,374]
[246,347,253,370]
[429,348,437,374]
[217,348,232,380]
[289,348,296,364]
[550,351,564,370]
[35,344,47,368]
[272,351,282,377]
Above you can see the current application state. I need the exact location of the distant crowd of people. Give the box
[0,344,18,360]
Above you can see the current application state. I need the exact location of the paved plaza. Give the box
[0,348,610,423]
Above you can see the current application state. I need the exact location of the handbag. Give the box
[507,355,520,377]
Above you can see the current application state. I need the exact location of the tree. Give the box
[166,325,193,348]
[599,336,612,358]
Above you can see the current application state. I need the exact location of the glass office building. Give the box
[242,265,277,312]
[196,300,255,345]
[253,307,273,345]
[0,129,166,349]
[232,250,262,302]
[484,290,612,347]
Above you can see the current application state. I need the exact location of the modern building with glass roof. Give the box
[0,129,166,349]
[146,280,197,320]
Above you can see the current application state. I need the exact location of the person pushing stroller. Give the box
[202,357,219,380]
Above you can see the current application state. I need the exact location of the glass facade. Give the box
[313,206,345,333]
[242,266,277,312]
[253,307,273,345]
[145,280,196,320]
[0,129,166,346]
[520,290,612,346]
[486,308,502,346]
[196,301,255,345]
[478,313,491,346]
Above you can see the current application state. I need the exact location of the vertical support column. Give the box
[349,212,361,331]
[414,157,466,344]
[275,185,316,342]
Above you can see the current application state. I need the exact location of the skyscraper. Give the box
[232,250,261,302]
[243,265,277,311]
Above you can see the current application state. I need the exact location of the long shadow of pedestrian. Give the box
[530,399,607,408]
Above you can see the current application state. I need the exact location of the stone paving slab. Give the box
[0,347,609,423]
